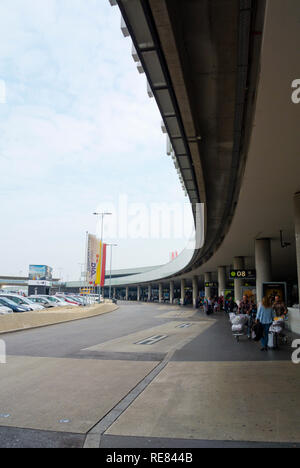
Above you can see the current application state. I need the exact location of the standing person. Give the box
[238,295,251,315]
[256,296,275,351]
[272,295,288,318]
[204,297,213,315]
[225,297,237,313]
[238,295,253,339]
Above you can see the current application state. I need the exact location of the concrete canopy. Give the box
[109,0,300,287]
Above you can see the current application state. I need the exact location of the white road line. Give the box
[135,335,168,345]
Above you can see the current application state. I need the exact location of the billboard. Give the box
[263,282,287,304]
[28,265,52,286]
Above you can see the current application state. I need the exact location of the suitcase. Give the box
[268,333,275,348]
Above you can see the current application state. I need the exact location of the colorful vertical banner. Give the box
[95,241,107,287]
[87,234,99,286]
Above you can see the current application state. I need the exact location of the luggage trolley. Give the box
[229,314,249,342]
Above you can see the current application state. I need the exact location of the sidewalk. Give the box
[102,309,300,446]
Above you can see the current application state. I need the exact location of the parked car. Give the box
[0,305,14,315]
[1,294,45,311]
[67,296,85,305]
[37,295,71,307]
[55,295,79,306]
[28,296,55,308]
[87,294,103,303]
[0,296,30,313]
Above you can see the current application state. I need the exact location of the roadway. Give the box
[0,302,299,448]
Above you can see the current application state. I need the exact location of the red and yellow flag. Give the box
[95,241,107,287]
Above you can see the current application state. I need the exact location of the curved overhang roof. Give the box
[108,0,300,287]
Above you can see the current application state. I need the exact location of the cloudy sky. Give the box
[0,0,192,281]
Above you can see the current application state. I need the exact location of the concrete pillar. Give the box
[233,257,244,303]
[169,281,174,304]
[180,279,186,305]
[148,285,151,301]
[218,266,227,297]
[204,272,211,298]
[159,283,163,303]
[192,276,199,307]
[113,287,116,299]
[294,192,300,303]
[137,286,141,302]
[255,239,272,304]
[125,286,129,301]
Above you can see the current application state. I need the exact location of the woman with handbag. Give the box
[256,296,275,351]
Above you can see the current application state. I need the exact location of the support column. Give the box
[169,281,174,304]
[148,284,151,302]
[113,287,116,299]
[180,279,186,305]
[125,286,129,301]
[233,257,244,303]
[192,276,199,307]
[137,286,141,302]
[255,239,272,304]
[294,192,300,303]
[218,266,227,297]
[159,283,163,303]
[204,272,211,298]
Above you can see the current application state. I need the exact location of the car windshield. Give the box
[0,297,18,306]
[31,297,44,303]
[20,297,35,304]
[4,296,24,305]
[44,296,58,302]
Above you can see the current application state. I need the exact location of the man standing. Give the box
[238,295,253,339]
[272,295,288,318]
[238,295,252,315]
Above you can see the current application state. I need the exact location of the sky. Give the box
[0,0,193,281]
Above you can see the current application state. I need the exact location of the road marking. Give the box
[135,335,167,345]
[176,323,193,329]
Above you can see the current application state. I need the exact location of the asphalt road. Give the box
[0,302,299,448]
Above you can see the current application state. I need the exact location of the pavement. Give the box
[0,302,299,448]
[0,302,118,334]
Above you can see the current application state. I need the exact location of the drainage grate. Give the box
[135,335,167,345]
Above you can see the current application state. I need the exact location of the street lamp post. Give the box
[93,212,112,302]
[106,243,117,300]
[58,268,63,293]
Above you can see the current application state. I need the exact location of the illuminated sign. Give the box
[205,282,218,288]
[229,269,256,280]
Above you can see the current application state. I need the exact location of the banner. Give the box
[95,241,107,287]
[86,234,99,286]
